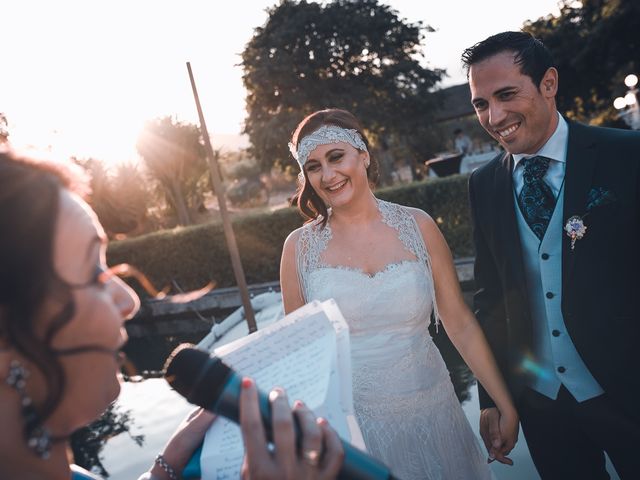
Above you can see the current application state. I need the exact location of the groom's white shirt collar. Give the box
[512,112,568,166]
[512,112,567,196]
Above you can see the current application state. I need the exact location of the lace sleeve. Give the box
[295,226,311,303]
[379,200,441,330]
[295,219,331,303]
[409,212,442,331]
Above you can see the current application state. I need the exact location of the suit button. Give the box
[552,329,561,337]
[557,366,566,373]
[546,292,554,299]
[541,253,550,260]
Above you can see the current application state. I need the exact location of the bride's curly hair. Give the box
[290,109,378,228]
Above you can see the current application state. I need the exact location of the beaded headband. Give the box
[288,125,368,168]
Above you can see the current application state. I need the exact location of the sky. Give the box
[1,0,562,165]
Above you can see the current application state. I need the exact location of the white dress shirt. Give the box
[512,112,568,197]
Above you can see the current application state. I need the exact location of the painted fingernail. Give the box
[293,400,304,408]
[316,417,328,426]
[241,377,253,389]
[269,387,285,401]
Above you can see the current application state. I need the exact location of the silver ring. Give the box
[302,448,321,467]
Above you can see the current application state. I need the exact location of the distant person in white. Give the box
[454,128,473,155]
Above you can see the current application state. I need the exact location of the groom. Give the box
[463,31,640,478]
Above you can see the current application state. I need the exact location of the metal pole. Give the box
[186,62,257,333]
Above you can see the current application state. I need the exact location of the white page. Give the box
[200,300,363,480]
[321,299,366,449]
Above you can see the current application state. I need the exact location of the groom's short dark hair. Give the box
[461,31,555,90]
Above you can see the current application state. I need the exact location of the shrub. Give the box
[377,174,473,258]
[226,178,269,207]
[107,174,472,293]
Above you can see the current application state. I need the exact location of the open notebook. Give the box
[200,299,365,480]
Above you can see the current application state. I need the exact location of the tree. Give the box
[76,158,153,237]
[241,0,444,184]
[137,117,209,226]
[525,0,640,125]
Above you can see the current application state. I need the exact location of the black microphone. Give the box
[164,345,400,480]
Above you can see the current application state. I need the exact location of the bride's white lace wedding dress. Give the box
[296,199,493,480]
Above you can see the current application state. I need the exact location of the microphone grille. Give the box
[164,344,231,408]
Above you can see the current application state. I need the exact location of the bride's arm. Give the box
[411,209,519,464]
[280,229,306,314]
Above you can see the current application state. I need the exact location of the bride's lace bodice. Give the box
[297,199,448,405]
[294,199,492,480]
[297,199,440,325]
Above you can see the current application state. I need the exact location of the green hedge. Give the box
[107,174,472,293]
[376,174,473,257]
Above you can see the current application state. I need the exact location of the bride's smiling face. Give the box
[303,141,370,208]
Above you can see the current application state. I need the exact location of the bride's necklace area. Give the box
[325,203,402,273]
[327,196,381,231]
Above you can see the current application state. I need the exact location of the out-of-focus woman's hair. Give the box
[0,151,86,427]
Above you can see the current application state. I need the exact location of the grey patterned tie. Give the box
[517,155,556,240]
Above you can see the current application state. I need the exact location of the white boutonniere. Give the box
[564,187,616,251]
[564,216,587,250]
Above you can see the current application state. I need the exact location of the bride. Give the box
[280,109,519,479]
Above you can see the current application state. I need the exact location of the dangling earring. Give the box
[365,159,370,168]
[5,360,53,459]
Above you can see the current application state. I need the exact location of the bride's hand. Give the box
[479,407,519,465]
[497,406,519,463]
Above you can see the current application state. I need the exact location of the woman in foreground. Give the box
[0,150,341,480]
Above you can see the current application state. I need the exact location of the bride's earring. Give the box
[365,159,370,169]
[5,360,53,459]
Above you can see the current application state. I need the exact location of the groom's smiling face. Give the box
[469,50,558,155]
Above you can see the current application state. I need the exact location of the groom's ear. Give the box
[540,67,558,97]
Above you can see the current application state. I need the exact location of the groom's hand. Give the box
[480,407,516,466]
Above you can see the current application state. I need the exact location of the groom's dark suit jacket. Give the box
[468,120,640,418]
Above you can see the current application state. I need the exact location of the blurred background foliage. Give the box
[107,174,472,297]
[525,0,640,126]
[241,0,446,184]
[136,116,210,227]
[5,0,630,259]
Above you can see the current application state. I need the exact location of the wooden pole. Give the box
[186,62,257,333]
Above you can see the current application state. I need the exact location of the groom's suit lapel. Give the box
[562,121,597,288]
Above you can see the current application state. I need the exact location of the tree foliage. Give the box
[241,0,445,183]
[76,158,152,237]
[524,0,640,125]
[136,117,209,226]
